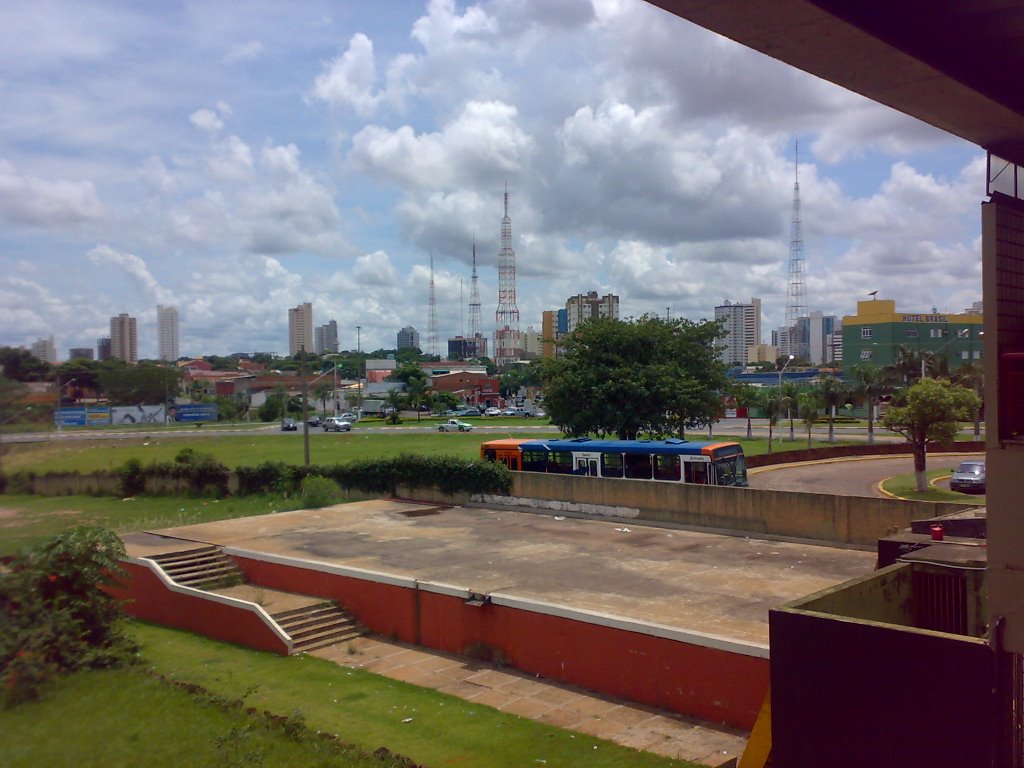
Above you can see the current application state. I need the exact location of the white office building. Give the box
[157,305,179,361]
[715,298,762,367]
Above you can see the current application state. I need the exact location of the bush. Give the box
[299,475,343,508]
[118,459,145,496]
[0,526,138,706]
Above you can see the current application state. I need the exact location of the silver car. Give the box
[950,460,985,494]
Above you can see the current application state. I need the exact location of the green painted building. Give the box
[841,299,983,380]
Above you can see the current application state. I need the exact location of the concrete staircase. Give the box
[146,545,365,654]
[272,601,364,654]
[150,545,244,589]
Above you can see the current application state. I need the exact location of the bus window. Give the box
[624,453,653,480]
[714,455,748,487]
[654,454,681,481]
[548,451,573,474]
[575,458,589,475]
[522,450,547,472]
[601,453,623,478]
[504,456,520,471]
[483,449,497,462]
[685,461,708,485]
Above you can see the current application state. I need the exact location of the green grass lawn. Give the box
[2,430,854,476]
[0,624,697,768]
[0,493,329,557]
[880,466,986,503]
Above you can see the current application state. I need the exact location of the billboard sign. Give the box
[55,406,112,427]
[170,404,217,422]
[111,405,165,425]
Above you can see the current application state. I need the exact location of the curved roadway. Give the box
[748,453,984,498]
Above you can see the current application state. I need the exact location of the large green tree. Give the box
[881,378,980,491]
[97,364,180,405]
[541,315,727,440]
[0,347,50,382]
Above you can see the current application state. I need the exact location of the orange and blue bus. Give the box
[481,437,748,487]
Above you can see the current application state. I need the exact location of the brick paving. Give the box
[313,636,747,768]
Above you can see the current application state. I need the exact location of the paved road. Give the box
[748,452,984,498]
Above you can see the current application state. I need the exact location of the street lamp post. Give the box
[55,376,77,435]
[778,354,794,441]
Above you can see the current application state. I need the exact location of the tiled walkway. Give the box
[314,636,747,768]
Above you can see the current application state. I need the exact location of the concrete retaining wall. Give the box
[471,473,968,546]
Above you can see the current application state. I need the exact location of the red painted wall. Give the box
[231,555,766,728]
[115,561,288,655]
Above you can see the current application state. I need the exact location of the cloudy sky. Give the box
[1,0,984,360]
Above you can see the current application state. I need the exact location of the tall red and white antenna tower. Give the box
[494,185,519,367]
[428,252,438,357]
[785,142,807,330]
[468,238,482,357]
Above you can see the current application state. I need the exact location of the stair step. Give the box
[152,548,220,565]
[287,617,358,640]
[275,606,347,627]
[292,627,365,653]
[272,602,335,621]
[165,561,238,577]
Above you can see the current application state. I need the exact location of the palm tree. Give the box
[850,365,891,444]
[817,376,850,443]
[733,383,760,440]
[406,378,427,422]
[780,381,802,442]
[384,388,404,425]
[797,391,820,449]
[885,345,923,386]
[758,388,782,453]
[312,380,332,418]
[953,360,984,438]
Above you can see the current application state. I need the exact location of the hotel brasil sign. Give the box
[901,314,948,323]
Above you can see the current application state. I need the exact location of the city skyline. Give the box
[1,1,983,358]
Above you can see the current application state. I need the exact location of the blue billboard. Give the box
[169,404,218,422]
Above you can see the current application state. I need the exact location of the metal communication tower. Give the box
[428,252,438,357]
[468,239,482,356]
[785,142,807,331]
[494,186,520,367]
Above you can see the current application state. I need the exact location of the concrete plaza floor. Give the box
[151,498,877,647]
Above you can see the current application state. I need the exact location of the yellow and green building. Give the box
[841,299,983,379]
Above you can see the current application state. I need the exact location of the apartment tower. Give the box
[157,305,179,361]
[288,302,314,356]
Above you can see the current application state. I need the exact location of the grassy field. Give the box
[1,430,855,476]
[0,493,333,557]
[879,466,986,503]
[0,623,697,768]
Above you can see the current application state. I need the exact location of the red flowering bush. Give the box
[0,526,138,706]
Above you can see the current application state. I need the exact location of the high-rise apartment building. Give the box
[565,291,620,333]
[157,305,179,361]
[807,311,839,366]
[314,320,339,354]
[397,326,420,350]
[97,337,111,361]
[714,298,762,367]
[288,302,313,356]
[110,313,138,364]
[30,336,57,364]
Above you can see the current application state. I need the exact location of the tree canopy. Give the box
[541,315,727,440]
[881,378,980,491]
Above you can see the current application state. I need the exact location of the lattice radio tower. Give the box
[494,185,519,367]
[428,252,438,357]
[468,237,482,357]
[785,141,807,329]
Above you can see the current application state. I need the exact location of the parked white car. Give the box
[437,418,474,432]
[484,407,502,416]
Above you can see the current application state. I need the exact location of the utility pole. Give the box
[356,326,362,415]
[301,346,310,467]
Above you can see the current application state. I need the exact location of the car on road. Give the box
[339,412,358,421]
[280,418,297,431]
[950,460,986,494]
[484,407,502,417]
[437,418,474,432]
[501,408,517,416]
[322,417,352,432]
[307,415,322,427]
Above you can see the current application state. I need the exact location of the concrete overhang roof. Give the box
[647,0,1024,164]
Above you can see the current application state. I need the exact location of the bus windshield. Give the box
[714,454,748,487]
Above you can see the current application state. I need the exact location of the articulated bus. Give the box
[481,437,748,487]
